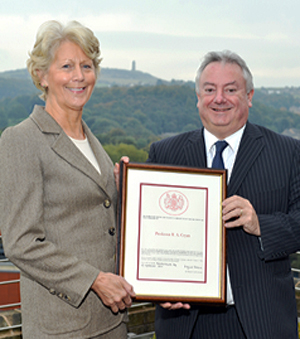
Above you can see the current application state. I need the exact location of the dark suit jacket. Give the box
[147,122,300,339]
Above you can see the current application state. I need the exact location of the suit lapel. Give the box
[228,122,265,196]
[183,129,207,168]
[30,105,110,195]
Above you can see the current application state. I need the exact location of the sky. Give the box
[1,0,300,87]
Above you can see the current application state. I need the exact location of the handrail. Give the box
[0,258,9,263]
[0,279,20,286]
[0,324,22,332]
[0,302,21,310]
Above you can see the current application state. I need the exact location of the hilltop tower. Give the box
[131,60,136,71]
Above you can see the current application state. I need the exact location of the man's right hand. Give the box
[160,302,191,310]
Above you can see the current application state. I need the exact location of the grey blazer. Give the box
[0,105,126,338]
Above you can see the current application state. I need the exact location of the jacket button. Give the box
[108,227,115,236]
[103,199,111,208]
[64,295,71,302]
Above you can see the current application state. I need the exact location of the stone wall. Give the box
[127,303,155,335]
[0,310,21,339]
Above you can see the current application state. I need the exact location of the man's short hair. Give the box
[195,50,254,94]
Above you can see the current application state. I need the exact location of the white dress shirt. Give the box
[204,125,246,305]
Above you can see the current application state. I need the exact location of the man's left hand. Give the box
[222,195,260,236]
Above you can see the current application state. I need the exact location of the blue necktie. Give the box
[211,140,228,169]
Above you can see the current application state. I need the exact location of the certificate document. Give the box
[117,162,227,304]
[138,183,207,283]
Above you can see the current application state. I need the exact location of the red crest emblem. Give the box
[159,190,189,216]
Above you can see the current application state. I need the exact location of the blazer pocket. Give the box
[37,289,91,334]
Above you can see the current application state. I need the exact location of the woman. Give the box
[0,20,135,339]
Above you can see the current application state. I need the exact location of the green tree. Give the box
[104,143,148,163]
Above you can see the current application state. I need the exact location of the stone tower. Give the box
[131,60,136,71]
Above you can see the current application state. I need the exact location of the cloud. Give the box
[1,1,300,87]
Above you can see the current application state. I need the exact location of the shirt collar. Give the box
[204,125,246,156]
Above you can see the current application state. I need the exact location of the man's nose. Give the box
[214,89,227,104]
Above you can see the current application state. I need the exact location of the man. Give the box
[147,50,300,338]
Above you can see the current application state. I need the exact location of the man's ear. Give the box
[247,89,254,108]
[196,92,201,108]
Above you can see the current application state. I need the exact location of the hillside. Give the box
[0,67,165,100]
[2,83,300,136]
[2,66,300,153]
[98,68,160,86]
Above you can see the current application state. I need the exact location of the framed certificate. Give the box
[117,162,227,304]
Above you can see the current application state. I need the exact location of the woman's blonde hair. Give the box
[27,20,101,101]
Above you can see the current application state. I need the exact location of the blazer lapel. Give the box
[30,106,110,195]
[228,122,265,196]
[83,121,113,193]
[51,133,105,188]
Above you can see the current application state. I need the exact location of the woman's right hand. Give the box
[91,272,135,313]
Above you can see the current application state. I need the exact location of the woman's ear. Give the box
[36,69,48,88]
